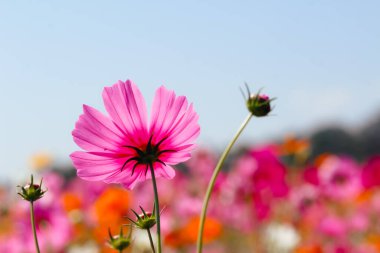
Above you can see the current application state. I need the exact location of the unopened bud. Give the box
[108,227,131,251]
[247,94,271,117]
[241,84,273,117]
[17,175,47,202]
[128,206,156,230]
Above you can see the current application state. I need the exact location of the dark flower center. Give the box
[332,172,347,184]
[121,136,174,176]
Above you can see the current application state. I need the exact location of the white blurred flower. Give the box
[68,241,99,253]
[132,229,157,253]
[263,223,300,253]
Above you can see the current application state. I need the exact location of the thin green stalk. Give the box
[149,163,162,253]
[196,113,253,253]
[30,202,41,253]
[147,228,156,253]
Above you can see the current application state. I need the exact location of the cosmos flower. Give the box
[318,156,362,200]
[70,80,200,189]
[362,156,380,189]
[318,214,347,239]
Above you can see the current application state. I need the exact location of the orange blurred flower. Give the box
[314,153,332,168]
[61,192,82,212]
[366,234,380,252]
[165,216,222,248]
[355,189,373,204]
[92,187,131,242]
[295,244,323,253]
[280,135,310,156]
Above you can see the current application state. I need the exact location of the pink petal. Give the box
[120,164,175,189]
[121,175,142,190]
[155,164,176,179]
[102,80,148,146]
[70,151,125,181]
[149,86,200,160]
[72,105,125,152]
[107,168,141,190]
[169,104,200,145]
[117,164,154,189]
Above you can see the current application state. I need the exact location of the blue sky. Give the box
[1,1,379,181]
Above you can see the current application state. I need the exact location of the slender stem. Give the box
[30,202,41,253]
[147,228,156,253]
[149,164,162,253]
[196,113,253,253]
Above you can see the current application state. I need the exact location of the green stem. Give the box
[30,202,41,253]
[196,113,253,253]
[149,164,162,253]
[147,228,156,253]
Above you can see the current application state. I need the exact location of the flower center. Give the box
[332,172,347,184]
[121,136,174,176]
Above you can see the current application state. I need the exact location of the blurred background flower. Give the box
[1,132,380,252]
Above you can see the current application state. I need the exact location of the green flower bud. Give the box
[17,175,47,202]
[241,84,274,117]
[247,94,271,117]
[108,227,131,252]
[128,206,156,230]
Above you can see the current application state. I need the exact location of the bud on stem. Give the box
[17,174,46,253]
[108,227,132,252]
[17,175,47,202]
[241,84,274,117]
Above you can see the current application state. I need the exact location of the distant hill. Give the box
[310,113,380,160]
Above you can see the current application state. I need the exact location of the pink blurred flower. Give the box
[303,166,320,186]
[290,184,319,213]
[318,156,362,200]
[370,191,380,212]
[8,194,72,253]
[186,148,218,186]
[362,156,380,189]
[223,147,289,221]
[300,202,326,231]
[319,215,347,239]
[355,244,378,253]
[249,148,289,198]
[348,211,369,233]
[333,245,349,253]
[70,80,200,189]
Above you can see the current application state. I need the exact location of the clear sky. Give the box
[1,1,379,182]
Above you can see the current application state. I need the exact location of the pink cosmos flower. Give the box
[220,147,288,221]
[290,184,319,213]
[318,156,362,200]
[70,80,200,189]
[303,165,320,186]
[319,214,347,239]
[362,156,380,189]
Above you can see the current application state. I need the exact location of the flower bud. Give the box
[242,84,273,117]
[247,94,271,117]
[128,206,156,230]
[17,175,47,202]
[108,227,131,252]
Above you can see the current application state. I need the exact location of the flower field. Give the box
[2,134,380,252]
